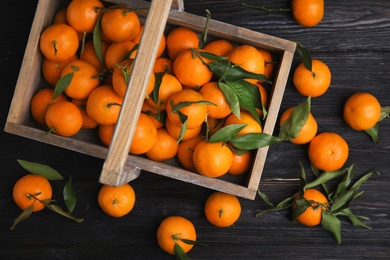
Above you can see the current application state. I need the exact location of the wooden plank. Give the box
[99,0,174,187]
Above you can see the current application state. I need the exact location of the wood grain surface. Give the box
[0,0,389,259]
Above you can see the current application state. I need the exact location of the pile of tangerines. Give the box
[17,0,389,257]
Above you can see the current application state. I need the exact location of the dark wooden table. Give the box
[1,0,389,259]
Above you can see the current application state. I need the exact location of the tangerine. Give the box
[98,183,136,218]
[145,128,179,161]
[293,188,328,226]
[166,26,199,60]
[291,0,324,27]
[204,191,241,227]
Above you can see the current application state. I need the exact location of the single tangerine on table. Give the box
[293,59,331,98]
[30,88,68,125]
[227,150,253,176]
[105,40,138,71]
[203,39,234,57]
[98,183,136,218]
[291,0,324,27]
[280,107,318,144]
[145,73,183,110]
[308,132,349,172]
[204,191,242,227]
[343,92,381,131]
[45,100,83,137]
[86,85,123,126]
[80,40,109,72]
[224,110,262,136]
[177,134,205,172]
[145,128,179,162]
[166,26,200,60]
[193,140,233,178]
[173,48,213,89]
[101,6,141,43]
[199,81,232,119]
[13,174,53,212]
[157,216,197,255]
[227,45,265,84]
[293,188,328,226]
[41,54,78,86]
[39,23,79,62]
[61,59,101,100]
[166,88,208,129]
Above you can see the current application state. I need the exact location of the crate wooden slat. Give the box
[5,0,296,200]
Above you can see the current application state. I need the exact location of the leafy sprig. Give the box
[256,163,378,244]
[11,160,83,230]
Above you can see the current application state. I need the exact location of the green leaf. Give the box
[291,198,311,221]
[45,204,84,224]
[294,40,312,71]
[63,176,77,213]
[224,80,261,123]
[278,96,311,141]
[304,166,348,190]
[379,106,390,121]
[229,132,281,150]
[53,72,74,100]
[181,239,206,246]
[208,60,271,84]
[332,164,355,200]
[298,162,307,196]
[198,51,227,61]
[218,82,240,118]
[330,188,357,214]
[17,159,63,180]
[365,124,379,144]
[151,72,165,106]
[256,189,294,217]
[176,120,188,143]
[350,170,378,190]
[310,165,330,195]
[93,10,105,66]
[198,9,211,49]
[122,43,139,61]
[338,208,371,229]
[209,124,247,143]
[321,210,342,244]
[10,205,33,230]
[257,189,275,208]
[174,243,191,260]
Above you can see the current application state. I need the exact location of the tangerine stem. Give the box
[242,3,291,12]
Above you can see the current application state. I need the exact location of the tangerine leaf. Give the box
[53,72,73,100]
[93,10,105,66]
[379,106,390,121]
[331,189,357,214]
[365,124,379,143]
[198,9,211,49]
[294,40,312,71]
[229,132,281,150]
[321,211,342,244]
[198,51,227,61]
[224,80,261,123]
[63,176,77,213]
[10,204,33,230]
[209,124,247,143]
[17,159,63,180]
[207,60,271,83]
[279,96,311,141]
[291,198,311,221]
[177,120,188,143]
[338,208,371,230]
[332,164,355,200]
[180,239,205,246]
[304,166,347,190]
[310,164,330,195]
[257,189,275,208]
[152,72,165,106]
[174,243,191,260]
[45,204,84,223]
[350,170,378,190]
[122,43,139,61]
[218,82,240,118]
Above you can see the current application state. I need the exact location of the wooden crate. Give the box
[5,0,296,200]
